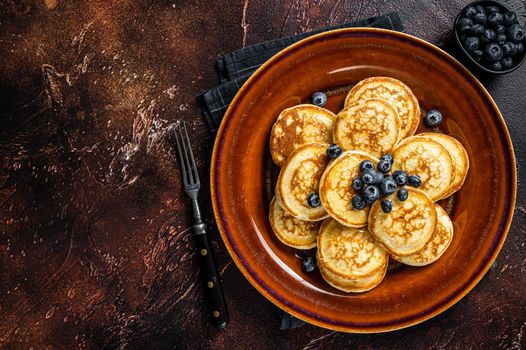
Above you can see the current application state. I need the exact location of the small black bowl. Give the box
[454,0,525,74]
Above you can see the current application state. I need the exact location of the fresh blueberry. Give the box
[502,42,516,56]
[483,43,504,63]
[392,170,408,186]
[301,255,317,273]
[507,24,525,43]
[496,33,507,45]
[311,91,327,107]
[361,169,383,185]
[503,11,517,26]
[361,170,375,185]
[457,18,473,33]
[515,42,524,55]
[352,177,364,191]
[380,177,397,195]
[351,194,367,210]
[485,5,501,14]
[381,199,393,214]
[371,170,384,184]
[381,153,394,164]
[362,185,380,204]
[489,61,503,71]
[424,109,443,127]
[397,188,409,201]
[481,29,496,44]
[495,25,506,34]
[475,5,485,14]
[326,144,342,159]
[359,160,375,172]
[408,175,422,188]
[501,57,513,69]
[464,6,477,19]
[472,49,484,62]
[463,36,480,52]
[473,12,487,25]
[307,192,321,207]
[487,12,503,27]
[469,24,485,36]
[377,159,392,173]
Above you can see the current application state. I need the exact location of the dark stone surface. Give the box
[0,1,524,349]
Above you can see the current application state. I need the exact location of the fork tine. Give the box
[179,123,195,185]
[173,127,189,187]
[183,122,200,185]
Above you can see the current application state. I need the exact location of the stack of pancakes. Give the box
[268,77,469,293]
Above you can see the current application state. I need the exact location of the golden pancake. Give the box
[345,76,420,141]
[412,133,469,199]
[368,188,437,256]
[333,99,400,158]
[317,219,388,293]
[270,104,335,167]
[276,143,330,221]
[392,204,453,266]
[392,137,455,201]
[317,219,388,278]
[269,196,320,249]
[319,151,377,227]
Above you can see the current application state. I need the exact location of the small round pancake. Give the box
[276,143,330,221]
[269,197,320,249]
[319,151,378,227]
[368,188,437,256]
[317,219,388,279]
[392,204,453,266]
[345,77,420,141]
[319,260,387,293]
[333,99,400,158]
[270,104,335,167]
[412,133,469,199]
[392,137,455,201]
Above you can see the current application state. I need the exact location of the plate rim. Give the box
[210,28,517,333]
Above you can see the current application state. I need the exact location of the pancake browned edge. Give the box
[319,262,387,293]
[333,98,400,158]
[347,150,381,164]
[270,104,335,167]
[276,143,330,221]
[392,136,455,201]
[368,187,437,256]
[319,151,379,227]
[392,204,453,266]
[269,196,320,249]
[317,219,388,293]
[412,132,469,199]
[344,76,420,141]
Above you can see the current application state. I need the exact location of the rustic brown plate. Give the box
[210,28,516,333]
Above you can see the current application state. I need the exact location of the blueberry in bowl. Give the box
[454,0,526,74]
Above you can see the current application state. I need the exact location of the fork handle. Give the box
[193,223,229,329]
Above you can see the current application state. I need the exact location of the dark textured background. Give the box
[0,1,524,349]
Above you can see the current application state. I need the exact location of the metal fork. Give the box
[174,122,229,329]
